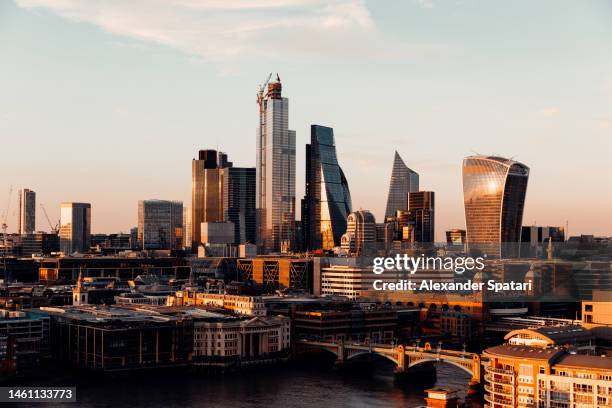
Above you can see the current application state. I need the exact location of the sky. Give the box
[1,0,611,239]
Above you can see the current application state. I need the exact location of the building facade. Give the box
[18,188,36,235]
[222,167,256,245]
[137,199,183,250]
[59,202,91,254]
[256,75,296,253]
[340,210,377,256]
[301,125,352,251]
[182,207,192,250]
[192,150,229,251]
[384,151,419,219]
[462,156,529,257]
[408,191,435,243]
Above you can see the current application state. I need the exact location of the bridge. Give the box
[296,339,481,384]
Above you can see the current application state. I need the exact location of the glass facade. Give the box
[256,78,296,253]
[138,200,183,250]
[59,202,91,254]
[302,125,352,251]
[408,191,435,243]
[223,167,256,244]
[462,156,529,257]
[384,151,419,218]
[18,188,36,234]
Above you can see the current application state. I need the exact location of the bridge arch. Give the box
[346,351,399,366]
[408,357,474,377]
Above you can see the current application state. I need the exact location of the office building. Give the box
[446,229,466,246]
[462,155,529,257]
[384,151,419,218]
[256,74,296,253]
[137,200,183,250]
[182,207,192,250]
[59,202,91,254]
[222,167,256,244]
[0,310,49,372]
[237,257,312,293]
[521,225,565,258]
[340,210,377,256]
[20,232,59,257]
[192,150,229,250]
[408,191,435,243]
[200,221,235,245]
[301,125,352,251]
[168,291,267,316]
[18,189,36,235]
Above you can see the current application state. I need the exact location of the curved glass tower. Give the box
[384,151,419,218]
[302,125,352,250]
[462,155,529,257]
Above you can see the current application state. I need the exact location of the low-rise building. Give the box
[168,290,266,316]
[0,309,49,373]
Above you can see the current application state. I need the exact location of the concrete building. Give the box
[168,290,266,316]
[0,309,49,372]
[59,202,91,254]
[340,210,377,256]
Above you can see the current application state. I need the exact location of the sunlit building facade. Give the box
[256,75,296,253]
[18,188,36,235]
[59,202,91,254]
[302,125,352,251]
[384,151,419,219]
[462,156,529,257]
[341,210,377,256]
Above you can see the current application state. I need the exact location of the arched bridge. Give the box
[296,339,481,383]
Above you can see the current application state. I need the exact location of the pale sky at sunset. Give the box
[1,0,611,239]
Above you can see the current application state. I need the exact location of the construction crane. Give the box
[40,203,59,233]
[1,185,13,250]
[256,72,273,106]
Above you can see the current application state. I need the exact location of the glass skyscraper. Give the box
[462,155,529,257]
[302,125,352,251]
[384,151,419,218]
[18,188,36,235]
[223,167,256,244]
[59,202,91,254]
[256,75,296,253]
[138,199,183,250]
[408,191,435,243]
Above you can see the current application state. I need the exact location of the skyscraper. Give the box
[182,207,192,250]
[408,191,435,243]
[222,167,256,244]
[384,151,419,218]
[18,188,36,234]
[59,202,91,254]
[192,150,229,251]
[138,199,183,250]
[462,155,529,257]
[256,74,296,253]
[302,125,352,251]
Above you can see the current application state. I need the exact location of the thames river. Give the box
[17,362,472,407]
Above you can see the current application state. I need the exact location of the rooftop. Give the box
[555,354,612,370]
[484,344,563,361]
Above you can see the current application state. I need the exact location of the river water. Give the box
[17,361,472,407]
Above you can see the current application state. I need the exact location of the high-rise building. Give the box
[222,167,256,244]
[137,200,183,250]
[256,74,296,253]
[302,125,352,251]
[384,151,419,219]
[18,188,36,234]
[408,191,435,243]
[341,210,377,255]
[59,202,91,254]
[462,155,529,257]
[192,150,230,251]
[182,207,192,250]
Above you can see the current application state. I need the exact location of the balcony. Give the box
[485,374,513,385]
[484,393,514,407]
[485,384,514,397]
[485,365,514,376]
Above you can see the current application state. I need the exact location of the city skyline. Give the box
[2,0,612,238]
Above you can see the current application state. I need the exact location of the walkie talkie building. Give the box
[462,155,529,257]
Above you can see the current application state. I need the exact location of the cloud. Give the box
[537,107,560,117]
[16,0,384,61]
[415,0,434,8]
